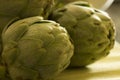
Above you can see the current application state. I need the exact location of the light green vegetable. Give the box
[50,1,115,67]
[0,16,19,54]
[1,16,74,80]
[0,0,54,56]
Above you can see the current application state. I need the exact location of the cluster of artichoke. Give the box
[0,0,115,80]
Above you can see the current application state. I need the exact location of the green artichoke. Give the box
[50,1,115,67]
[0,0,54,19]
[0,0,54,54]
[0,16,19,54]
[54,0,92,8]
[1,16,74,80]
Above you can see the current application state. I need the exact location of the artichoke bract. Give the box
[50,1,115,67]
[0,16,19,54]
[2,16,74,80]
[0,0,54,19]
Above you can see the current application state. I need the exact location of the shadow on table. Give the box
[56,66,120,80]
[56,44,120,80]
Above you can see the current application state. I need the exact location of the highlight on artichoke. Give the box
[1,16,74,80]
[50,1,115,67]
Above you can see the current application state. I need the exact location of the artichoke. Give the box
[0,0,54,54]
[55,0,80,5]
[54,0,92,8]
[0,0,54,19]
[1,16,74,80]
[0,16,19,54]
[50,1,115,67]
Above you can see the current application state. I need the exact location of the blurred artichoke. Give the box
[0,0,54,19]
[55,0,80,5]
[1,16,74,80]
[54,0,92,8]
[50,1,115,67]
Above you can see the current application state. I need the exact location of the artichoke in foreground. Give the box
[0,0,54,54]
[1,16,74,80]
[0,16,19,54]
[50,1,115,67]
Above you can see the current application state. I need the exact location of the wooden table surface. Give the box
[56,42,120,80]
